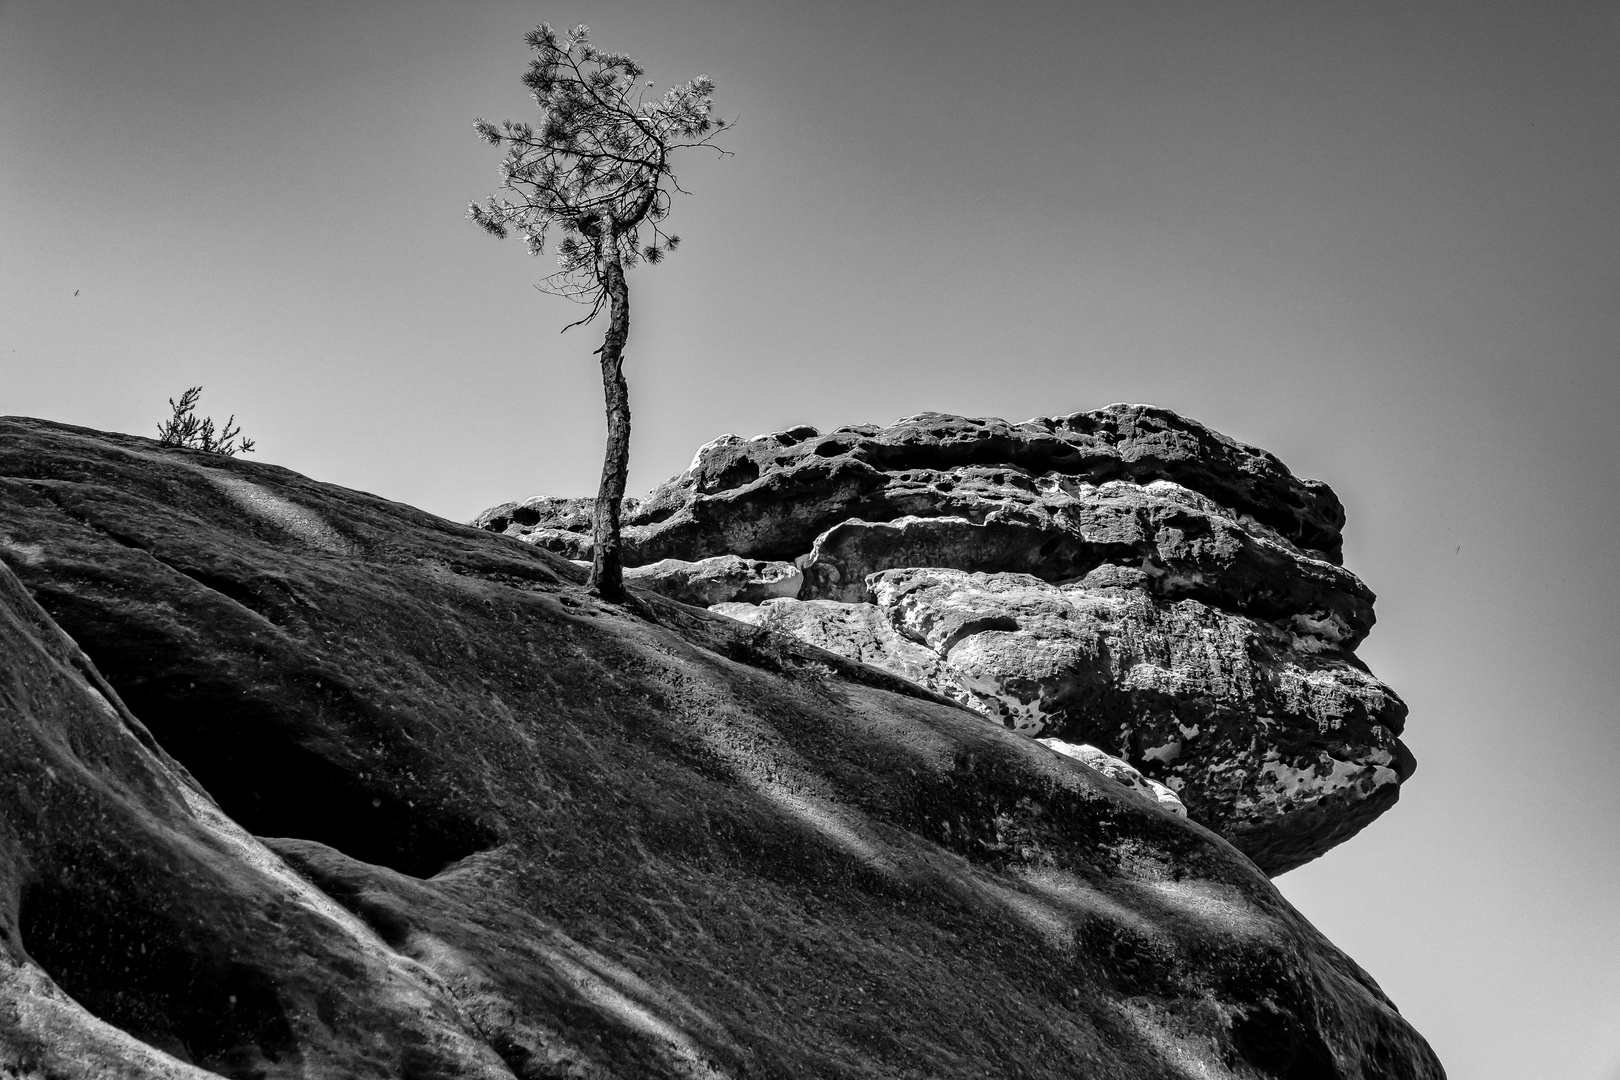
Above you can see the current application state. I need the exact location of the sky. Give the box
[4,1,1618,1076]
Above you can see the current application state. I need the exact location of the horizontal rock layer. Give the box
[479,405,1349,564]
[1038,739,1188,818]
[478,406,1413,873]
[0,416,1443,1079]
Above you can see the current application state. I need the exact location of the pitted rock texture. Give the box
[0,416,1445,1079]
[476,403,1351,583]
[478,406,1413,874]
[722,568,1409,875]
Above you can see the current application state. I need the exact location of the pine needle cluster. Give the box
[468,23,729,324]
[156,386,256,456]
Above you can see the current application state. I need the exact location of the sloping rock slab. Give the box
[0,559,512,1078]
[0,417,1443,1079]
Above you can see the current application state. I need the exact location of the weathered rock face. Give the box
[476,404,1354,590]
[721,568,1409,875]
[477,406,1413,875]
[1,416,1444,1079]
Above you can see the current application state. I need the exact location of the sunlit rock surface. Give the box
[1,416,1443,1079]
[1037,739,1188,818]
[626,554,802,607]
[722,567,1408,875]
[479,406,1414,875]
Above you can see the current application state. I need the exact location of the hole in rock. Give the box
[151,705,497,878]
[1230,1003,1341,1080]
[511,506,543,526]
[938,615,1020,653]
[83,661,499,879]
[777,424,818,445]
[714,459,761,488]
[35,576,501,878]
[20,879,295,1073]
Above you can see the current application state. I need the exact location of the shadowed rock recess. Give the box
[478,406,1416,876]
[0,416,1443,1079]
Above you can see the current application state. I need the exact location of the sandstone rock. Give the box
[0,557,513,1079]
[731,568,1410,875]
[790,480,1373,645]
[626,554,802,607]
[0,415,1444,1079]
[1037,739,1187,817]
[481,404,1349,568]
[473,493,598,535]
[713,596,954,692]
[478,407,1411,874]
[480,409,1371,644]
[473,495,598,559]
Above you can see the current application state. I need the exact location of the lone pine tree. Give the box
[470,24,727,601]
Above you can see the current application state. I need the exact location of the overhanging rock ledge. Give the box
[480,404,1417,876]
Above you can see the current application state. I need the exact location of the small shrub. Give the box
[156,387,256,456]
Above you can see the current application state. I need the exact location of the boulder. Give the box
[0,415,1444,1079]
[478,406,1412,874]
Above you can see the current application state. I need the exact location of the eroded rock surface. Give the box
[478,404,1349,570]
[724,568,1409,874]
[0,416,1444,1079]
[480,406,1413,875]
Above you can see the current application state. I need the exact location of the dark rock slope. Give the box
[0,417,1443,1079]
[477,406,1413,875]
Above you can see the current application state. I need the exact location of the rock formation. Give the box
[0,416,1444,1078]
[626,554,802,608]
[478,406,1414,875]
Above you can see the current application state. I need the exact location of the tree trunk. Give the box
[589,244,632,603]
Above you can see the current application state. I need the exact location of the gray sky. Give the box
[5,2,1618,1076]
